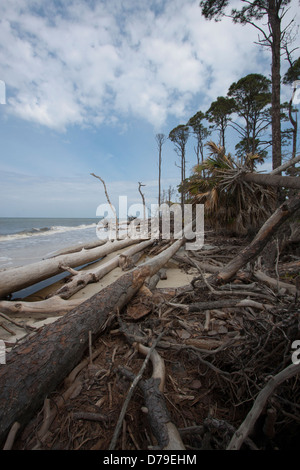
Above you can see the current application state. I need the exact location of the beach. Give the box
[0,217,102,270]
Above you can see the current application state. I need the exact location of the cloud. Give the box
[0,170,168,217]
[0,0,299,132]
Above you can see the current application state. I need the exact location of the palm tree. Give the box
[184,142,277,235]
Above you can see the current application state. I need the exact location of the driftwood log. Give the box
[0,237,141,299]
[202,192,300,288]
[227,362,300,450]
[52,238,154,299]
[0,238,185,445]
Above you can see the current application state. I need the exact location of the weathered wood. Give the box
[204,192,300,287]
[269,154,300,175]
[52,238,154,299]
[243,172,300,190]
[227,362,300,450]
[0,296,83,317]
[0,238,185,445]
[48,239,107,258]
[254,270,297,295]
[0,237,141,298]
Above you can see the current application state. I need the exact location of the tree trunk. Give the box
[242,172,300,190]
[205,192,300,287]
[0,296,83,317]
[270,154,300,175]
[48,239,106,258]
[0,237,141,299]
[52,238,154,299]
[269,1,282,171]
[0,238,185,445]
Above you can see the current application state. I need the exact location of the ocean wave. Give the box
[0,223,97,242]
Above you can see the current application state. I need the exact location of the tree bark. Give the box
[270,154,300,176]
[227,362,300,450]
[242,172,300,190]
[0,238,185,445]
[204,192,300,287]
[269,0,282,171]
[51,238,154,299]
[0,237,141,299]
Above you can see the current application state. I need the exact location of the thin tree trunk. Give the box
[269,1,282,171]
[91,173,119,239]
[270,153,300,175]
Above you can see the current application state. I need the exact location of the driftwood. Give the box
[0,237,186,445]
[243,172,300,190]
[0,237,141,299]
[117,341,186,450]
[48,239,106,257]
[200,192,300,288]
[0,296,83,317]
[52,238,154,299]
[254,270,297,295]
[227,362,300,450]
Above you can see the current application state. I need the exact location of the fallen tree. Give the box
[52,238,154,299]
[0,296,83,317]
[0,237,141,299]
[0,237,186,446]
[242,172,300,190]
[198,192,300,288]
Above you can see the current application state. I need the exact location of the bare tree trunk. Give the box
[243,172,300,190]
[91,173,119,239]
[269,1,282,171]
[0,238,185,445]
[52,238,154,299]
[155,134,166,208]
[204,192,300,287]
[270,154,300,175]
[138,182,147,234]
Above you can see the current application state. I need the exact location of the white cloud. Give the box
[0,0,299,131]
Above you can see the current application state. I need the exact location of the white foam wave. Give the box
[0,223,97,242]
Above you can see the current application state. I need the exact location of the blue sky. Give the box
[0,0,299,217]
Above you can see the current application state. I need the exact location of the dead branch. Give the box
[254,270,297,295]
[91,173,118,238]
[2,422,21,450]
[109,331,165,450]
[227,362,300,450]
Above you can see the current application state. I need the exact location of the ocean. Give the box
[0,217,103,270]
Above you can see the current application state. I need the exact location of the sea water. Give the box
[0,217,103,270]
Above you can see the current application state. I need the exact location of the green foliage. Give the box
[168,125,189,152]
[206,96,235,148]
[227,73,271,159]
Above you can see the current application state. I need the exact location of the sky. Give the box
[0,0,299,218]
